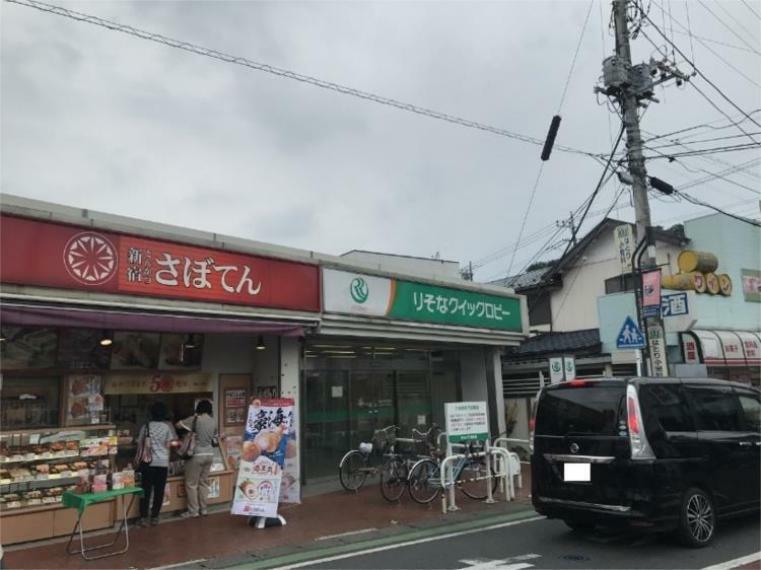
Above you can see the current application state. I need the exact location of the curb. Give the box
[206,506,540,570]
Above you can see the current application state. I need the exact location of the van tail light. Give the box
[626,384,654,460]
[529,393,540,453]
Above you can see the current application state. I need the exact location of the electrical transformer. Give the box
[630,63,655,98]
[602,56,628,89]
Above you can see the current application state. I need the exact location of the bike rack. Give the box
[439,442,512,513]
[492,437,528,493]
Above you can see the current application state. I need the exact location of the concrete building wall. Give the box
[340,250,461,280]
[682,214,761,331]
[551,228,681,332]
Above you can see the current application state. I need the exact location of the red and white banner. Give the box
[0,215,320,312]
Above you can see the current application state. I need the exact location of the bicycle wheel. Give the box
[407,459,441,504]
[339,450,368,492]
[459,456,498,500]
[379,456,407,502]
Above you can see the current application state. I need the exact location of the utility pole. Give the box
[601,0,687,376]
[556,211,578,246]
[612,0,652,246]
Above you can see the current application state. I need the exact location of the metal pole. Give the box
[612,0,668,376]
[485,440,495,503]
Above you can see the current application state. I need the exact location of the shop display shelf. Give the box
[1,475,80,491]
[0,452,81,465]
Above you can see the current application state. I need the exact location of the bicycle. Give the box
[378,424,442,503]
[407,440,499,504]
[338,425,398,492]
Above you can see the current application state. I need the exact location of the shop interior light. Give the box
[183,334,197,349]
[256,335,266,351]
[99,331,113,347]
[0,330,6,343]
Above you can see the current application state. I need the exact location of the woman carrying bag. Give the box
[135,401,178,527]
[177,400,218,518]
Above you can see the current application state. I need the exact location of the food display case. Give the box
[0,425,120,544]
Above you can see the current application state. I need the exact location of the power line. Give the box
[505,1,596,277]
[740,0,761,20]
[646,132,761,150]
[697,0,761,55]
[4,0,605,161]
[638,26,760,146]
[643,142,759,159]
[673,190,761,226]
[557,0,595,113]
[675,157,761,195]
[641,110,761,145]
[714,0,761,46]
[672,28,759,55]
[642,3,761,133]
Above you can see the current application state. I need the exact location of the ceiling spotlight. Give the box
[256,335,266,351]
[99,331,113,347]
[183,334,197,349]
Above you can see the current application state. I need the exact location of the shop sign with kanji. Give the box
[388,281,522,331]
[322,269,524,332]
[0,215,320,312]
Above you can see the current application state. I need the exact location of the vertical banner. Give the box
[563,356,576,381]
[231,398,294,518]
[549,357,564,384]
[647,325,669,377]
[279,397,300,504]
[642,270,662,317]
[614,224,635,274]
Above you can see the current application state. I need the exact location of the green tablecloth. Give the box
[62,487,144,515]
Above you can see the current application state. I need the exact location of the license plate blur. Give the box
[563,463,591,482]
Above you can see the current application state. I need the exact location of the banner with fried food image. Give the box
[230,398,293,517]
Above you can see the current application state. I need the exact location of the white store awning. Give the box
[681,330,761,367]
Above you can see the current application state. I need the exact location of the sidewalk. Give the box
[4,465,533,570]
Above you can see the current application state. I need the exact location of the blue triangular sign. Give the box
[616,316,646,349]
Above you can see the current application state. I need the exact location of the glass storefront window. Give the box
[302,342,457,482]
[1,377,61,428]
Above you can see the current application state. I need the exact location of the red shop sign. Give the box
[0,215,320,312]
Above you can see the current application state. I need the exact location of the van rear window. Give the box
[536,385,625,436]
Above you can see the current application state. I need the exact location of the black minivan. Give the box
[531,377,760,547]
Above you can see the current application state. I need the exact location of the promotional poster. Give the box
[231,398,293,518]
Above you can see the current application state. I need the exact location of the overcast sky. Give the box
[2,0,759,281]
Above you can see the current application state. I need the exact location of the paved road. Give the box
[303,514,760,570]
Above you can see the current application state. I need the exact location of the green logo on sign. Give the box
[552,361,562,373]
[350,277,369,303]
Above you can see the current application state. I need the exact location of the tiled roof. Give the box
[506,328,601,358]
[488,268,548,291]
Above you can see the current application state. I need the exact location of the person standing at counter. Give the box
[177,400,218,518]
[137,401,178,527]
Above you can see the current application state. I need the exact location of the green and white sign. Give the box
[445,401,489,443]
[323,269,523,331]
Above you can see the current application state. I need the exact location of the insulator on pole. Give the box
[540,115,562,161]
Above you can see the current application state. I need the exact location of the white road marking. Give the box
[701,551,761,570]
[459,553,541,569]
[148,559,207,570]
[315,527,379,541]
[460,560,534,570]
[269,515,545,570]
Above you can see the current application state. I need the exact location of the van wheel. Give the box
[678,487,716,547]
[564,519,595,532]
